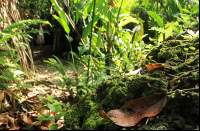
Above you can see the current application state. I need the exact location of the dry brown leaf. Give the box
[32,120,43,126]
[8,111,15,117]
[26,103,35,110]
[5,114,19,129]
[100,93,167,127]
[0,116,8,126]
[5,90,12,100]
[27,92,37,99]
[22,113,29,124]
[0,91,5,101]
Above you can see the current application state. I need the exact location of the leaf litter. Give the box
[0,59,81,130]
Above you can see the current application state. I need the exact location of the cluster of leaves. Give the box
[0,19,50,90]
[0,19,62,129]
[46,0,199,104]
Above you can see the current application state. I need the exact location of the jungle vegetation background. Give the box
[0,0,199,130]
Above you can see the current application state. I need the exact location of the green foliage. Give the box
[147,11,163,28]
[0,19,51,102]
[0,19,51,43]
[36,94,68,130]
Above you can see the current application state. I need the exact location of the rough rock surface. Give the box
[65,38,199,130]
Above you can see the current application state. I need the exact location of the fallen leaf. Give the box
[27,103,35,110]
[146,63,163,71]
[23,113,33,124]
[147,60,170,71]
[6,114,19,129]
[0,115,8,126]
[108,0,117,8]
[27,92,37,99]
[100,93,167,127]
[0,91,4,101]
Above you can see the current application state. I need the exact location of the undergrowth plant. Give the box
[36,94,70,130]
[48,0,153,100]
[44,55,76,97]
[0,19,51,103]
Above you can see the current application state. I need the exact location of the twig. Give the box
[167,87,199,95]
[169,69,199,87]
[167,73,178,78]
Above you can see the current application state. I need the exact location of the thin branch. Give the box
[169,69,199,87]
[167,88,199,95]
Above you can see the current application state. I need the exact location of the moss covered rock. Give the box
[64,39,199,130]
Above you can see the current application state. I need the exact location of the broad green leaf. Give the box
[94,46,105,57]
[38,95,48,105]
[87,0,94,13]
[66,102,70,107]
[78,81,86,86]
[82,16,99,39]
[192,4,199,14]
[96,28,102,48]
[78,46,89,55]
[55,112,66,121]
[47,103,55,112]
[1,83,14,86]
[173,0,182,13]
[52,15,70,34]
[84,7,87,19]
[92,33,98,45]
[136,34,148,43]
[118,14,129,22]
[47,94,54,103]
[184,48,189,51]
[147,11,163,28]
[81,88,87,94]
[118,17,138,27]
[109,87,115,96]
[96,0,105,10]
[189,46,196,50]
[182,9,191,14]
[141,0,149,8]
[50,0,68,23]
[50,124,58,130]
[158,25,173,41]
[65,35,73,42]
[54,105,62,113]
[36,116,55,121]
[168,22,180,34]
[19,83,35,88]
[149,27,173,36]
[76,9,80,25]
[179,14,191,28]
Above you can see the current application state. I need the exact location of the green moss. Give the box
[64,38,199,130]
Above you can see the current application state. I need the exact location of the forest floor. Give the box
[0,43,199,130]
[0,45,84,130]
[30,45,84,104]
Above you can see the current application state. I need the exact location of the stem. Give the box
[87,0,96,84]
[167,88,199,95]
